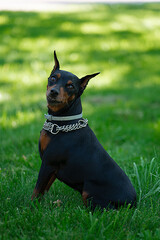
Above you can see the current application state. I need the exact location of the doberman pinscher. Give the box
[31,51,136,210]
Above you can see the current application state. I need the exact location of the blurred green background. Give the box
[0,3,160,239]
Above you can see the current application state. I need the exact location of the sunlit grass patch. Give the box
[0,111,37,128]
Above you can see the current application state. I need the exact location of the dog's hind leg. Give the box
[82,182,115,211]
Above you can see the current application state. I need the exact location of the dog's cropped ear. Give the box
[80,72,100,90]
[52,50,60,72]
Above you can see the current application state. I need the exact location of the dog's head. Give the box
[46,51,100,112]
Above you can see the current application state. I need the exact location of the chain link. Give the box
[43,119,88,135]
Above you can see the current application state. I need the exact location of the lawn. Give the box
[0,3,160,239]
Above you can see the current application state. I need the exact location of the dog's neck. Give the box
[48,97,82,117]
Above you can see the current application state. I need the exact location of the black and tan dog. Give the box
[31,51,136,210]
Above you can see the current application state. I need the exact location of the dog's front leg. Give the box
[31,161,57,201]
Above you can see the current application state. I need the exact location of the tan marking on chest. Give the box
[40,130,51,154]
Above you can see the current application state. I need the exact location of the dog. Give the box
[31,51,136,210]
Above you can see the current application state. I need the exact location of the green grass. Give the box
[0,3,160,239]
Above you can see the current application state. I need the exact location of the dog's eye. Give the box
[51,77,56,82]
[66,83,74,89]
[48,77,56,86]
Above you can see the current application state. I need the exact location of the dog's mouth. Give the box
[47,96,63,105]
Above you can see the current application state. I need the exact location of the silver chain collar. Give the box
[43,119,88,135]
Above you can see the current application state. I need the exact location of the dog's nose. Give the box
[51,88,59,97]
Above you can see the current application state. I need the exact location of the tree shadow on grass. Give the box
[1,3,160,66]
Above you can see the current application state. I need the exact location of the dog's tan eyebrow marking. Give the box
[67,80,73,85]
[56,73,61,79]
